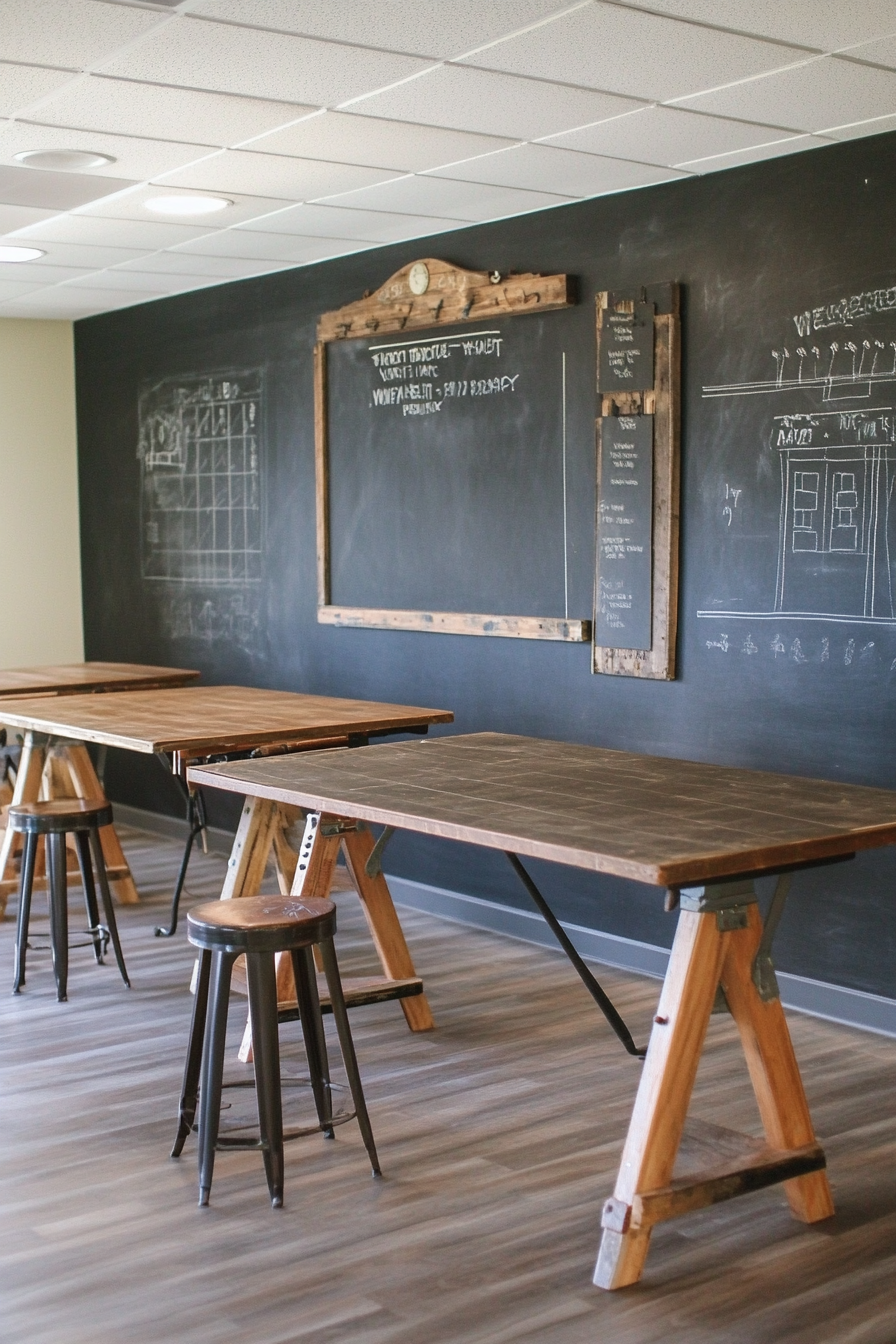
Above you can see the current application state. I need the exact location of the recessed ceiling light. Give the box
[0,245,45,262]
[145,195,232,217]
[14,149,116,171]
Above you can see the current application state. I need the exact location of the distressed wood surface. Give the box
[0,686,453,756]
[317,257,573,344]
[318,607,591,642]
[188,732,896,888]
[0,661,199,698]
[1,823,895,1342]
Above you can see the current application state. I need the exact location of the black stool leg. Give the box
[319,937,380,1176]
[198,950,236,1207]
[46,833,69,1002]
[291,946,334,1138]
[73,830,106,964]
[88,827,130,988]
[171,949,212,1158]
[246,951,285,1208]
[13,833,38,994]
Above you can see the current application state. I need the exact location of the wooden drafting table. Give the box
[187,731,896,1290]
[0,662,200,907]
[0,685,453,1031]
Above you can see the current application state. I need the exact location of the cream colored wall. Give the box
[0,319,83,666]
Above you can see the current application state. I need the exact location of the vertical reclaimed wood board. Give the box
[593,285,681,679]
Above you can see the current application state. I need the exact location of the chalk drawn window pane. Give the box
[830,470,859,551]
[792,470,820,550]
[138,370,263,584]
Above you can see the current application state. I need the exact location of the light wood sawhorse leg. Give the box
[214,799,434,1060]
[594,879,833,1291]
[0,732,139,917]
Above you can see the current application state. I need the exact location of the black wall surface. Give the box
[76,132,896,1000]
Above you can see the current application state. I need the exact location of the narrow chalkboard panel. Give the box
[596,415,654,649]
[598,303,655,392]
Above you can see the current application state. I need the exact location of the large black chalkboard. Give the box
[327,310,578,617]
[75,129,896,1006]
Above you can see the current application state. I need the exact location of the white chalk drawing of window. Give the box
[830,471,859,551]
[138,370,263,584]
[792,471,820,550]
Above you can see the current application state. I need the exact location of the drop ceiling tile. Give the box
[0,122,219,180]
[191,0,573,60]
[31,75,316,145]
[841,33,896,67]
[0,278,48,300]
[0,203,58,232]
[12,213,222,249]
[169,228,370,263]
[464,3,809,102]
[678,132,833,172]
[73,184,294,228]
[823,112,896,140]
[239,201,466,241]
[674,54,896,132]
[98,15,433,105]
[0,239,148,267]
[0,164,136,211]
[155,149,399,200]
[541,106,798,166]
[0,296,112,317]
[59,268,209,293]
[0,261,98,285]
[613,1,896,54]
[351,66,642,140]
[318,174,571,221]
[243,112,515,172]
[8,284,158,315]
[111,251,297,277]
[0,63,79,117]
[0,0,165,68]
[428,143,685,196]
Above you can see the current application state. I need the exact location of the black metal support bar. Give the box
[505,853,645,1059]
[155,787,208,938]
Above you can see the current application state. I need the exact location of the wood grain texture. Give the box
[0,685,453,756]
[318,606,591,641]
[1,823,895,1343]
[188,732,896,888]
[316,258,573,344]
[0,661,199,698]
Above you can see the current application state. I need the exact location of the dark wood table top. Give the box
[0,685,453,757]
[187,732,896,888]
[0,661,199,699]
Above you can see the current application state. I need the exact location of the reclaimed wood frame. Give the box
[593,285,681,678]
[315,257,590,642]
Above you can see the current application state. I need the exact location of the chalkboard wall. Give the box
[76,130,896,1001]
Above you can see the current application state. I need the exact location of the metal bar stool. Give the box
[171,893,380,1208]
[8,798,130,1002]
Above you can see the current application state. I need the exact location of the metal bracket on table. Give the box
[679,878,757,931]
[365,826,395,878]
[752,873,791,1002]
[505,853,646,1059]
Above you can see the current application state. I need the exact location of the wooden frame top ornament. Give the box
[314,258,591,642]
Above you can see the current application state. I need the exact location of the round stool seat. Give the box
[187,895,336,955]
[8,797,113,834]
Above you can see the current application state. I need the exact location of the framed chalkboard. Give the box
[593,284,681,679]
[314,258,591,641]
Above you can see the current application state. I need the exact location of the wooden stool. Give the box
[8,798,130,1002]
[171,894,380,1208]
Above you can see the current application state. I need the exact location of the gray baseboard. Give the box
[387,876,896,1041]
[116,802,896,1040]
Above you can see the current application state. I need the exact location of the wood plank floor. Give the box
[0,827,895,1344]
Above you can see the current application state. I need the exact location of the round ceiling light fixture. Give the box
[0,245,45,262]
[14,149,116,171]
[144,194,232,217]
